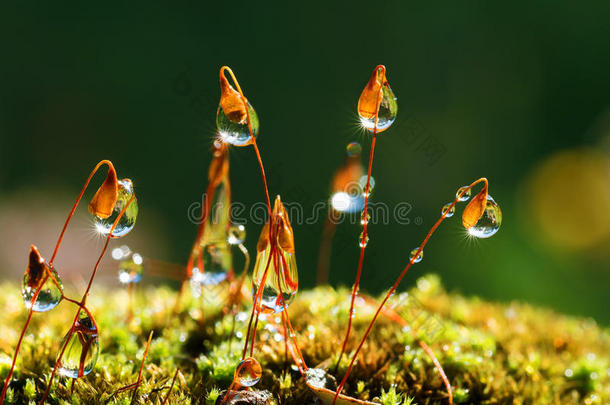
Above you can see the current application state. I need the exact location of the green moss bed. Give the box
[1,274,609,404]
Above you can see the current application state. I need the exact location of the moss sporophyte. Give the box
[16,65,610,405]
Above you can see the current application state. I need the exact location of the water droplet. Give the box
[93,179,138,238]
[236,357,262,387]
[409,247,423,263]
[252,244,298,313]
[466,195,502,238]
[117,249,144,285]
[359,232,369,248]
[22,246,63,312]
[190,242,232,295]
[228,224,246,245]
[358,175,375,193]
[216,100,259,146]
[456,186,471,202]
[346,142,362,157]
[252,197,298,314]
[442,203,455,217]
[360,213,371,225]
[358,68,398,132]
[58,312,100,378]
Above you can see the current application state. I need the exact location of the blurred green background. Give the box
[1,3,609,324]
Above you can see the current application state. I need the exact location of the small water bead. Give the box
[358,175,375,193]
[456,186,471,202]
[22,246,63,312]
[466,195,502,238]
[216,100,259,146]
[58,312,100,378]
[409,247,423,263]
[359,232,369,248]
[236,357,262,387]
[360,213,371,225]
[93,179,138,238]
[442,203,455,217]
[227,224,246,245]
[346,142,362,157]
[359,84,398,132]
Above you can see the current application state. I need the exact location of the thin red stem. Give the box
[39,196,136,405]
[336,84,381,371]
[49,160,115,265]
[1,161,115,404]
[130,331,154,405]
[0,283,43,403]
[332,179,487,403]
[160,369,180,405]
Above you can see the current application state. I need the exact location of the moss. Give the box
[0,274,609,404]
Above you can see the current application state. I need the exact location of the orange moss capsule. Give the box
[22,245,63,312]
[88,165,118,219]
[217,66,260,146]
[252,195,298,313]
[462,183,489,230]
[357,65,397,132]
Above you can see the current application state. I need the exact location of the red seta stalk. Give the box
[160,369,180,405]
[1,160,116,404]
[39,195,136,405]
[332,179,488,404]
[130,330,154,405]
[335,65,385,371]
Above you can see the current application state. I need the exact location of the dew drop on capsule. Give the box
[442,203,455,217]
[466,195,502,238]
[409,247,423,264]
[22,246,63,312]
[228,224,246,245]
[216,100,259,146]
[236,357,262,387]
[456,186,471,202]
[58,312,100,378]
[93,179,138,238]
[346,142,362,157]
[358,69,398,132]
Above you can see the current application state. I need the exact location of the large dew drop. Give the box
[466,195,502,238]
[93,179,138,238]
[235,357,262,387]
[216,101,259,146]
[22,246,63,312]
[358,67,398,132]
[252,196,299,314]
[252,243,298,313]
[192,242,233,289]
[58,312,100,379]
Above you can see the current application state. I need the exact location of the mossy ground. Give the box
[0,275,608,404]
